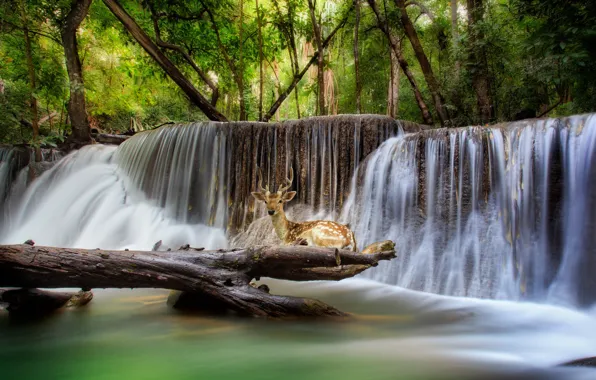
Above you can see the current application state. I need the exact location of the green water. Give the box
[1,281,595,380]
[0,289,430,380]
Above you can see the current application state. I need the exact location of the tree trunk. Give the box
[201,1,245,121]
[387,48,400,118]
[20,6,41,162]
[307,0,326,116]
[263,14,348,122]
[0,244,396,318]
[238,0,246,120]
[394,0,449,126]
[102,0,227,122]
[368,0,433,125]
[61,0,93,146]
[467,0,492,124]
[273,0,301,119]
[288,2,301,119]
[256,0,264,120]
[353,0,362,113]
[451,0,460,74]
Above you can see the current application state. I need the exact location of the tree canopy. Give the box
[1,0,595,144]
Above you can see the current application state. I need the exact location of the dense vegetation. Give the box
[1,0,595,146]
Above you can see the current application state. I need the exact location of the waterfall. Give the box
[0,146,29,204]
[341,114,596,306]
[0,115,405,249]
[3,114,595,306]
[0,144,227,250]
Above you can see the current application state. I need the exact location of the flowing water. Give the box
[340,115,596,308]
[1,116,596,379]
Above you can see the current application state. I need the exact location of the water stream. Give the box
[1,115,596,379]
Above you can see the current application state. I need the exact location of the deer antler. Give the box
[256,167,269,193]
[277,167,294,194]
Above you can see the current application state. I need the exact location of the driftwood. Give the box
[0,244,396,318]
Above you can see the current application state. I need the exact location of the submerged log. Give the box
[0,244,395,318]
[0,288,92,317]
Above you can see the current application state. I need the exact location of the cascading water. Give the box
[341,114,596,307]
[0,115,404,249]
[0,143,227,250]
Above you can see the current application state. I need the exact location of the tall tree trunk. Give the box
[201,0,245,121]
[353,0,362,113]
[262,14,348,122]
[20,3,41,161]
[387,48,400,118]
[368,0,433,125]
[272,0,301,119]
[288,2,301,119]
[238,0,246,120]
[394,0,449,126]
[467,0,492,123]
[61,0,93,146]
[307,0,326,116]
[451,0,460,74]
[102,0,227,122]
[256,0,264,120]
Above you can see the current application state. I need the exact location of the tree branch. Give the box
[405,0,436,23]
[101,0,227,121]
[149,4,219,106]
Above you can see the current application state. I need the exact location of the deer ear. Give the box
[252,192,266,202]
[282,191,296,202]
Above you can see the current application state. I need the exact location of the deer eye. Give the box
[278,200,283,203]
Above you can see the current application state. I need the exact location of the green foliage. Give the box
[1,0,596,143]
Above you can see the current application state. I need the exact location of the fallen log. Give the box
[0,244,396,318]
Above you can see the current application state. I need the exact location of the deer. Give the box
[251,167,358,252]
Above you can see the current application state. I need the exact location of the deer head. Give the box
[251,167,296,216]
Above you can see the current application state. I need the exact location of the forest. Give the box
[1,0,595,148]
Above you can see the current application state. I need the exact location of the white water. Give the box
[341,115,596,307]
[0,144,226,250]
[1,117,596,377]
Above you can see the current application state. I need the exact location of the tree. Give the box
[394,0,449,126]
[450,0,460,74]
[201,0,247,120]
[467,0,492,123]
[19,0,41,160]
[387,48,400,118]
[256,0,264,120]
[262,10,349,122]
[270,0,303,119]
[61,0,93,146]
[148,3,220,107]
[306,0,326,115]
[367,0,433,125]
[102,0,227,122]
[353,0,362,114]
